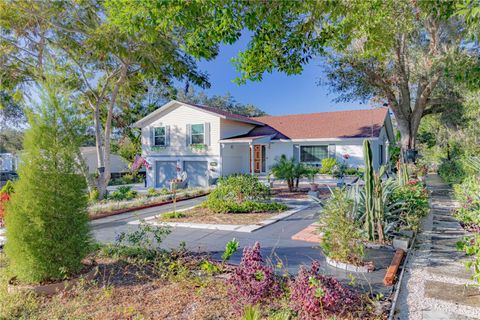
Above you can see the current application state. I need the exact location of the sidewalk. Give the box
[395,175,480,319]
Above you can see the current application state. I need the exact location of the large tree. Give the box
[0,1,216,198]
[110,1,476,157]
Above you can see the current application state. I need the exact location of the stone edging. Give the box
[325,256,374,273]
[131,204,310,233]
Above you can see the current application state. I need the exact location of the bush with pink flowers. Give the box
[289,261,360,319]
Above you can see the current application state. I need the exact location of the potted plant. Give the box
[307,167,318,191]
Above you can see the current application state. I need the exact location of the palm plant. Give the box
[271,155,307,191]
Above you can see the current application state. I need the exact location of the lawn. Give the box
[158,206,281,225]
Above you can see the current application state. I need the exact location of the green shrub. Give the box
[319,158,337,174]
[4,92,92,283]
[147,187,157,197]
[391,180,429,231]
[109,186,138,201]
[88,188,99,203]
[0,180,14,195]
[162,211,188,219]
[207,174,270,203]
[271,155,307,191]
[319,188,364,265]
[439,159,466,184]
[453,175,480,225]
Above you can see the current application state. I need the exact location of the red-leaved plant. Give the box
[227,242,282,313]
[289,261,359,319]
[0,192,10,228]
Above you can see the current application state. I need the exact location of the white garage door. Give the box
[184,161,208,188]
[155,161,176,188]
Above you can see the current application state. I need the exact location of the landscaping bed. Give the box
[88,187,211,220]
[159,206,281,225]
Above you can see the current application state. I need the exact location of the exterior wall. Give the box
[219,119,255,139]
[221,144,250,176]
[141,104,221,157]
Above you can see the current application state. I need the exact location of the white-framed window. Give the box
[153,127,166,146]
[300,145,328,163]
[191,123,205,144]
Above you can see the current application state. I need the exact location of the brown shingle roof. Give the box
[249,108,389,139]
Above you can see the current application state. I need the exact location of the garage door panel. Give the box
[184,161,208,188]
[155,161,176,188]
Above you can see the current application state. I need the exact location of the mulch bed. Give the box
[158,206,279,225]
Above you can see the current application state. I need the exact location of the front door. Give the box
[250,145,266,174]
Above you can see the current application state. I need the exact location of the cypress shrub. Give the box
[4,90,91,283]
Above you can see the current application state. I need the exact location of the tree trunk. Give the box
[95,67,127,199]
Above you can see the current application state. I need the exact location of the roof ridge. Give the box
[252,107,388,119]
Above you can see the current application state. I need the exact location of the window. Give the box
[154,127,166,146]
[300,146,328,163]
[379,144,384,165]
[191,124,205,144]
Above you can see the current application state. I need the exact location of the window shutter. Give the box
[165,125,170,146]
[186,124,191,146]
[293,144,300,163]
[204,122,211,146]
[150,127,155,146]
[328,144,336,158]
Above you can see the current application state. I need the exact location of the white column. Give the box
[250,143,254,175]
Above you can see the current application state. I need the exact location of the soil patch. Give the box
[158,206,279,225]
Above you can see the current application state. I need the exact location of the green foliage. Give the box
[391,181,430,232]
[243,304,262,320]
[162,211,188,219]
[112,219,171,260]
[204,174,279,213]
[439,159,466,184]
[397,163,410,186]
[319,158,337,174]
[88,188,100,203]
[108,186,138,201]
[457,234,480,285]
[319,189,365,265]
[204,200,287,214]
[222,238,239,262]
[147,187,157,197]
[271,155,307,191]
[0,180,14,195]
[4,88,91,283]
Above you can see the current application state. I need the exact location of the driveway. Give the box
[92,196,393,295]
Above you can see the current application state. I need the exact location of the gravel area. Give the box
[394,175,480,320]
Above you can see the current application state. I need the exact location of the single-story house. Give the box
[80,147,130,176]
[133,100,395,188]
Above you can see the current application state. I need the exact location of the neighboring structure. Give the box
[0,153,18,172]
[134,100,395,188]
[80,147,130,176]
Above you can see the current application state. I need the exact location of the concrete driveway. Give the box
[92,196,393,295]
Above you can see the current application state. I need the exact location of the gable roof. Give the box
[248,108,389,140]
[133,100,264,127]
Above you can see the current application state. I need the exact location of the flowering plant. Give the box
[0,192,10,227]
[227,242,282,313]
[289,261,359,319]
[131,155,152,171]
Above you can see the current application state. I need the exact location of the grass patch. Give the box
[162,211,189,219]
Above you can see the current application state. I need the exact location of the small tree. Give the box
[4,87,91,283]
[271,155,306,191]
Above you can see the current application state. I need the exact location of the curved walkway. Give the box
[395,175,480,319]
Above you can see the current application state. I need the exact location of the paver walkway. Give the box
[395,175,480,319]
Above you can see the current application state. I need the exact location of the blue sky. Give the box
[195,35,366,116]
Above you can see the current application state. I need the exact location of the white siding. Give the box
[142,104,221,157]
[221,144,250,175]
[220,119,255,139]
